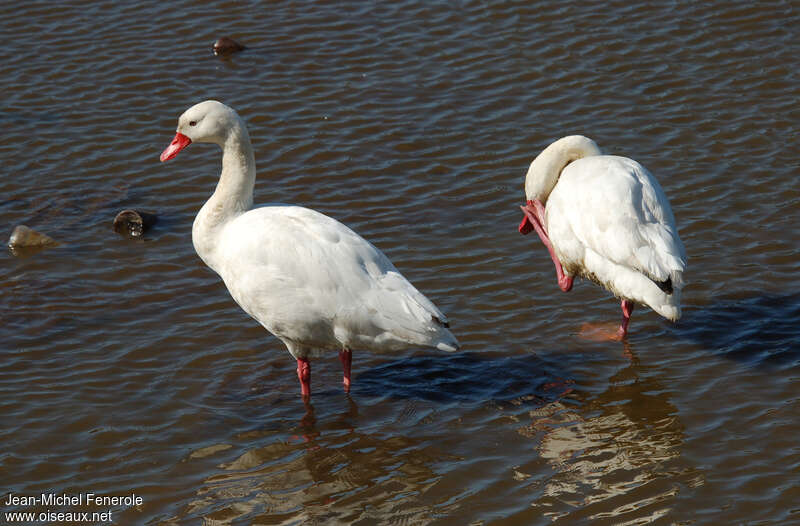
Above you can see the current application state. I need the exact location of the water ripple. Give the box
[1,0,799,524]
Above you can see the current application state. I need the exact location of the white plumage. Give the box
[519,135,686,338]
[214,205,457,355]
[161,100,459,397]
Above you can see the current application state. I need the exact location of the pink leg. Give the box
[618,300,635,339]
[519,200,573,292]
[296,358,311,399]
[339,349,352,392]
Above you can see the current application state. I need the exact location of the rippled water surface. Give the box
[2,1,799,524]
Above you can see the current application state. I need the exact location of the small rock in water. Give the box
[113,209,157,238]
[8,225,58,249]
[213,37,246,56]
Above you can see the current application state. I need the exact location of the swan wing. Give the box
[216,205,453,350]
[549,156,686,284]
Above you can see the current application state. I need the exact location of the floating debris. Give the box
[113,209,157,238]
[7,225,59,256]
[8,225,58,248]
[213,37,246,56]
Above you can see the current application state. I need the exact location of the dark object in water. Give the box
[8,225,58,248]
[113,210,157,238]
[213,37,246,56]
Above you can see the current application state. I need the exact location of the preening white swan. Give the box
[518,135,686,339]
[161,101,459,398]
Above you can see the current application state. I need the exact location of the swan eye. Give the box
[189,120,197,126]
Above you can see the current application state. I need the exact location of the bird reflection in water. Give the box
[292,395,359,444]
[292,398,318,443]
[519,343,701,522]
[180,394,446,524]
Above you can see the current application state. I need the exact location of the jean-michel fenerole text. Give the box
[4,492,142,507]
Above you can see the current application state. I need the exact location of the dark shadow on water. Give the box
[673,292,800,369]
[351,351,574,404]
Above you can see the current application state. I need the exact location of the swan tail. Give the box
[433,325,461,352]
[642,269,684,322]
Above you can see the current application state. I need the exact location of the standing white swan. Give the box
[160,101,459,398]
[518,135,686,340]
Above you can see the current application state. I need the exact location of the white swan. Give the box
[160,101,459,398]
[518,135,686,339]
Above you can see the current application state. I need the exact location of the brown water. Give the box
[1,1,799,524]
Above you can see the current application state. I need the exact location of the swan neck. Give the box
[525,136,601,204]
[192,125,256,271]
[212,127,256,216]
[525,155,567,204]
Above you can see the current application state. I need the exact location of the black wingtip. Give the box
[654,276,673,294]
[432,315,450,328]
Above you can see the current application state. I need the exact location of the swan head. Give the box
[524,135,602,204]
[160,100,245,162]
